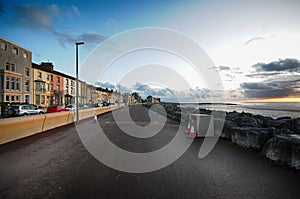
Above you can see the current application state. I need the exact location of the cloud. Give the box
[246,72,282,78]
[95,82,116,90]
[52,31,106,48]
[244,36,265,45]
[2,4,55,30]
[71,5,80,16]
[105,18,116,28]
[217,66,231,71]
[209,65,231,72]
[253,58,300,72]
[241,76,300,98]
[0,3,106,48]
[131,82,227,102]
[240,58,300,99]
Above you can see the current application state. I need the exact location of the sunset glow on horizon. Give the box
[241,97,300,103]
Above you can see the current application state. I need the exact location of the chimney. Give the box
[41,62,54,71]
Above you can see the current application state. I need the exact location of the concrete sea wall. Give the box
[0,106,120,145]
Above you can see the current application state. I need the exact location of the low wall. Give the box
[0,106,121,145]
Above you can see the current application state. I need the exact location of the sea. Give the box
[182,102,300,119]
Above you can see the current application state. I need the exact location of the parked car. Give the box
[79,104,89,109]
[66,104,76,111]
[101,102,110,106]
[46,105,68,113]
[89,103,102,108]
[7,104,45,117]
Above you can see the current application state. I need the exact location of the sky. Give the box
[0,0,300,102]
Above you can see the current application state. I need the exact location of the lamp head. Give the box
[75,41,85,45]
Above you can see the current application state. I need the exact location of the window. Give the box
[11,95,15,102]
[50,83,53,91]
[35,95,40,104]
[10,64,15,72]
[16,78,20,90]
[47,83,50,91]
[25,80,30,92]
[46,74,50,81]
[6,95,9,102]
[41,95,45,104]
[5,63,16,72]
[16,95,19,102]
[57,85,60,91]
[25,68,30,76]
[41,83,45,93]
[35,82,41,91]
[37,72,42,79]
[6,76,10,89]
[55,96,59,104]
[50,75,53,81]
[25,95,29,103]
[23,52,28,59]
[11,77,15,90]
[12,47,18,55]
[71,81,75,86]
[1,42,7,50]
[66,79,69,85]
[5,63,10,70]
[57,77,60,83]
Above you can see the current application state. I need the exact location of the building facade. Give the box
[0,37,128,107]
[0,37,33,104]
[63,74,76,105]
[32,62,65,106]
[32,63,50,107]
[80,81,87,105]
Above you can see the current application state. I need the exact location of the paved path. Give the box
[0,105,299,198]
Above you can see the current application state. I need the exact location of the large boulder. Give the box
[225,111,240,122]
[230,127,271,151]
[226,111,259,127]
[236,112,259,127]
[262,134,300,169]
[273,118,300,134]
[221,120,236,139]
[267,127,294,136]
[255,115,275,128]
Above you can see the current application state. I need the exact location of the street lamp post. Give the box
[75,41,85,123]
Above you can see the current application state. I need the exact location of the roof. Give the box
[0,36,32,53]
[32,62,75,80]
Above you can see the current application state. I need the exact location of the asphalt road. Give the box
[0,105,300,199]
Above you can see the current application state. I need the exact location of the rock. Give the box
[226,111,259,127]
[262,134,300,169]
[268,127,294,136]
[226,111,240,122]
[230,127,271,151]
[236,114,259,127]
[221,120,236,139]
[271,118,300,134]
[255,115,274,128]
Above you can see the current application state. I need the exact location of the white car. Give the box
[66,104,76,111]
[7,104,45,116]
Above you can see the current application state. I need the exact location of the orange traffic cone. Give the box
[190,120,196,138]
[93,114,97,123]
